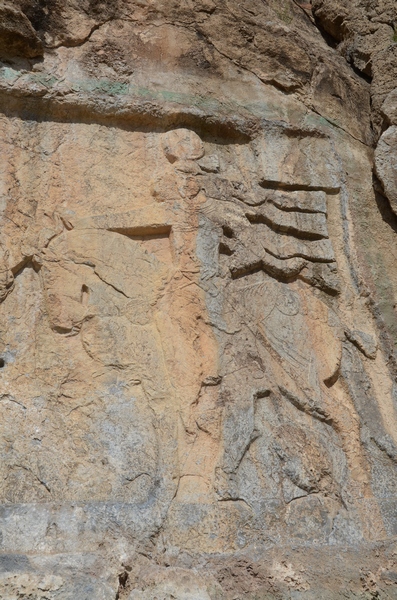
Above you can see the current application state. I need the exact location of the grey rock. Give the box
[375,125,397,214]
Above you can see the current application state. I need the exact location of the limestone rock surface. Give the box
[375,125,397,214]
[1,1,397,599]
[0,2,42,58]
[311,0,397,220]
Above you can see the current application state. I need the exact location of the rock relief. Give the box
[1,0,397,595]
[0,121,397,551]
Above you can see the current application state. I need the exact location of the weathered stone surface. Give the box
[375,125,397,213]
[311,0,397,220]
[1,1,397,599]
[0,2,42,58]
[382,88,397,125]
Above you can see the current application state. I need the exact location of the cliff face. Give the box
[1,1,397,598]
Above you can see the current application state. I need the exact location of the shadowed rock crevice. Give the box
[0,2,43,58]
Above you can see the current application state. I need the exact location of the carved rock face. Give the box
[1,2,397,599]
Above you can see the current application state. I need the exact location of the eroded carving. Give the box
[0,122,396,558]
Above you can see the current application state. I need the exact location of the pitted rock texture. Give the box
[1,1,397,599]
[0,2,42,58]
[310,0,397,222]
